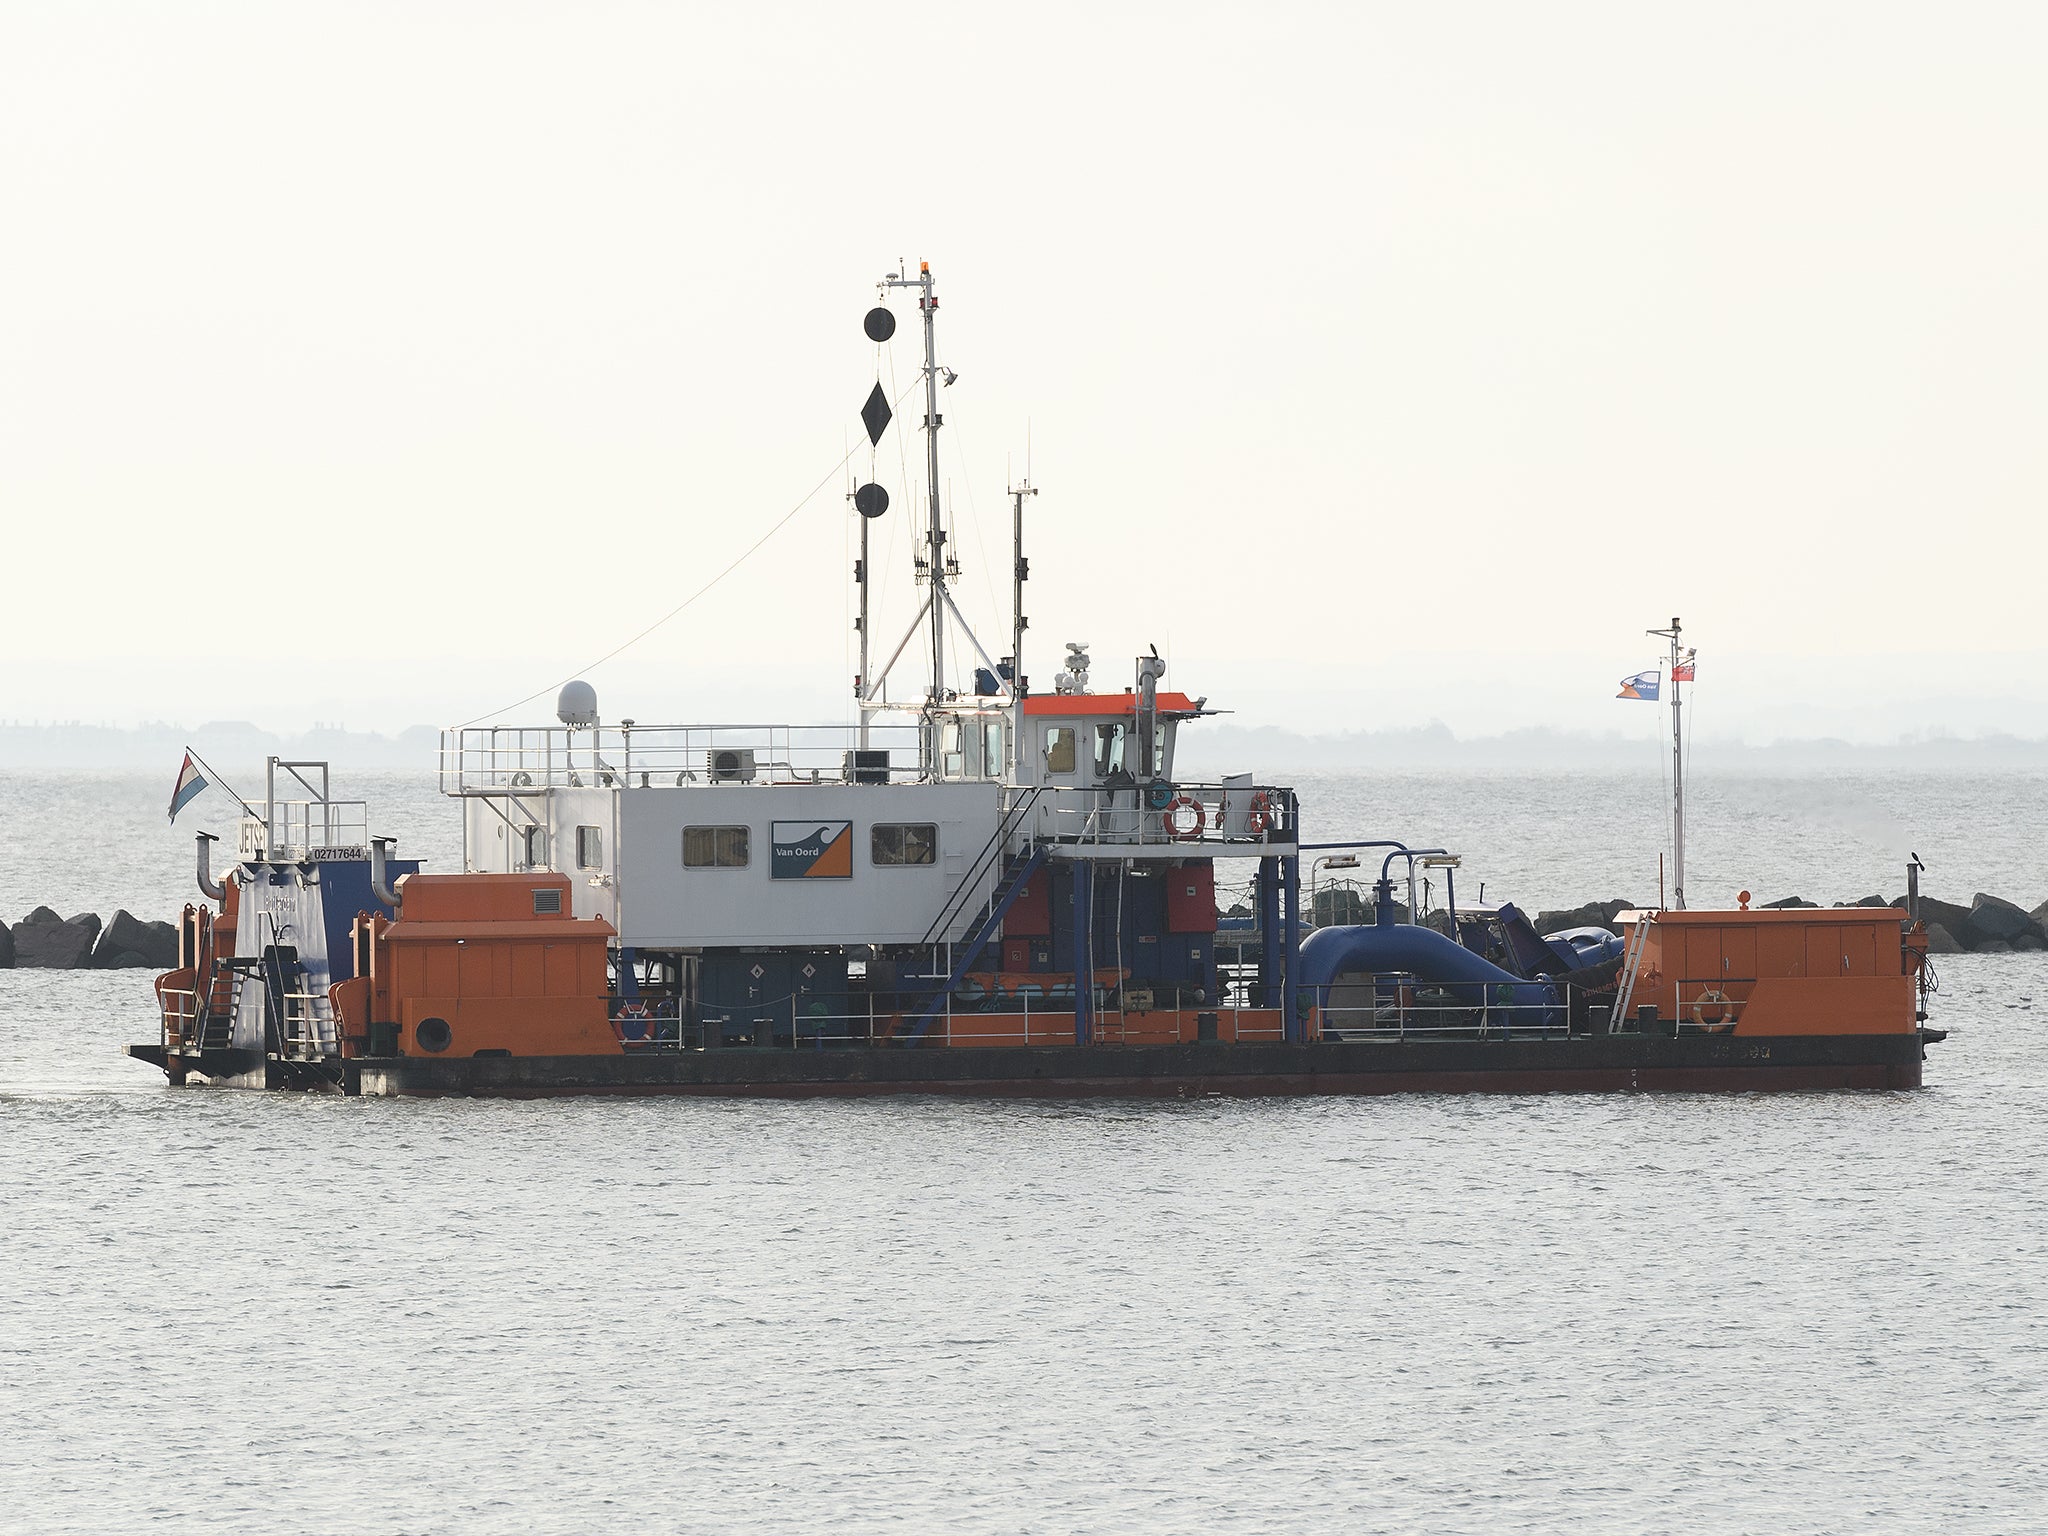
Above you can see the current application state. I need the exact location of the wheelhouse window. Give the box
[1044,726,1076,774]
[521,826,549,867]
[1094,721,1127,777]
[982,719,1005,778]
[575,825,603,869]
[683,825,750,868]
[871,823,937,866]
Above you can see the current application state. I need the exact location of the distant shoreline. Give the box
[3,720,2045,774]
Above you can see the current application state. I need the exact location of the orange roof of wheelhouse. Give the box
[1021,692,1204,717]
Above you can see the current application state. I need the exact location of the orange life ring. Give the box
[1246,791,1274,835]
[1163,794,1206,841]
[618,999,653,1041]
[1690,988,1733,1029]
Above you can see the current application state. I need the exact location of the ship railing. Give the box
[279,990,338,1058]
[440,722,931,794]
[1026,783,1297,850]
[236,800,371,861]
[604,992,1288,1049]
[1312,975,1679,1041]
[1670,976,1753,1032]
[159,986,203,1050]
[1312,980,1575,1041]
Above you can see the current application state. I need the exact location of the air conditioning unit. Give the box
[707,748,757,783]
[845,748,890,785]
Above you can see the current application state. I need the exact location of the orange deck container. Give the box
[333,873,621,1059]
[1625,906,1919,1036]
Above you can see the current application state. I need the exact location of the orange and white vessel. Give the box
[131,265,1940,1098]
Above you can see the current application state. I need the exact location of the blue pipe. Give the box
[1298,923,1560,1025]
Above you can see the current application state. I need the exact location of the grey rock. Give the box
[18,905,62,927]
[12,911,103,968]
[1924,924,1965,955]
[0,923,12,968]
[1534,898,1636,935]
[1762,897,1819,909]
[92,910,178,970]
[1966,894,2037,944]
[1917,897,1975,937]
[1975,938,2014,954]
[1313,887,1370,927]
[2033,899,2048,927]
[1854,895,1890,907]
[2015,934,2047,953]
[101,950,152,968]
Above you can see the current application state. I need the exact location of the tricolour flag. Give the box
[1617,670,1660,701]
[168,752,208,823]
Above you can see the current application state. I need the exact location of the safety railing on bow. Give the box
[159,986,203,1050]
[237,800,371,860]
[279,991,337,1059]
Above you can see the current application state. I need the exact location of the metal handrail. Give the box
[1026,782,1294,849]
[918,786,1045,950]
[608,992,1288,1050]
[441,722,930,794]
[1314,994,1571,1041]
[159,986,202,1048]
[1671,976,1752,1029]
[237,799,370,860]
[279,990,334,1057]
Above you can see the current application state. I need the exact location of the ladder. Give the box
[201,970,244,1052]
[1610,914,1655,1028]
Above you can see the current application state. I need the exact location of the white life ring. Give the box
[1690,988,1734,1029]
[1163,795,1206,841]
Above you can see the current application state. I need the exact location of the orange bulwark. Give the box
[332,873,621,1060]
[1625,907,1921,1036]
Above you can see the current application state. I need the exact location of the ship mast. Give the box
[1649,616,1686,909]
[882,260,950,705]
[853,262,1016,776]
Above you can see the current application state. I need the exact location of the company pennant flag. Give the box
[168,752,208,823]
[1617,670,1660,701]
[1673,656,1696,682]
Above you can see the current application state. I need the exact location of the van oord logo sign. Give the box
[771,820,853,879]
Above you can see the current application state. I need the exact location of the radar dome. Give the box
[556,680,598,728]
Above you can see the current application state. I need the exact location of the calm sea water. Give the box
[3,769,2045,1533]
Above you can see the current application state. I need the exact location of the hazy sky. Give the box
[4,3,2043,744]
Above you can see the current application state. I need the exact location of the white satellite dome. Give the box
[556,679,598,728]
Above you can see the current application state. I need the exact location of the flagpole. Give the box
[182,747,262,822]
[1648,617,1685,909]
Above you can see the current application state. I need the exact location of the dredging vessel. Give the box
[131,263,1939,1097]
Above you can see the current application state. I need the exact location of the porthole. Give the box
[415,1016,453,1054]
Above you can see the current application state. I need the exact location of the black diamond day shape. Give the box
[861,383,892,446]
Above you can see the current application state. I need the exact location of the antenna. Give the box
[1008,474,1037,705]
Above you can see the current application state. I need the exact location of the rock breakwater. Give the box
[1532,893,2048,956]
[4,908,179,970]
